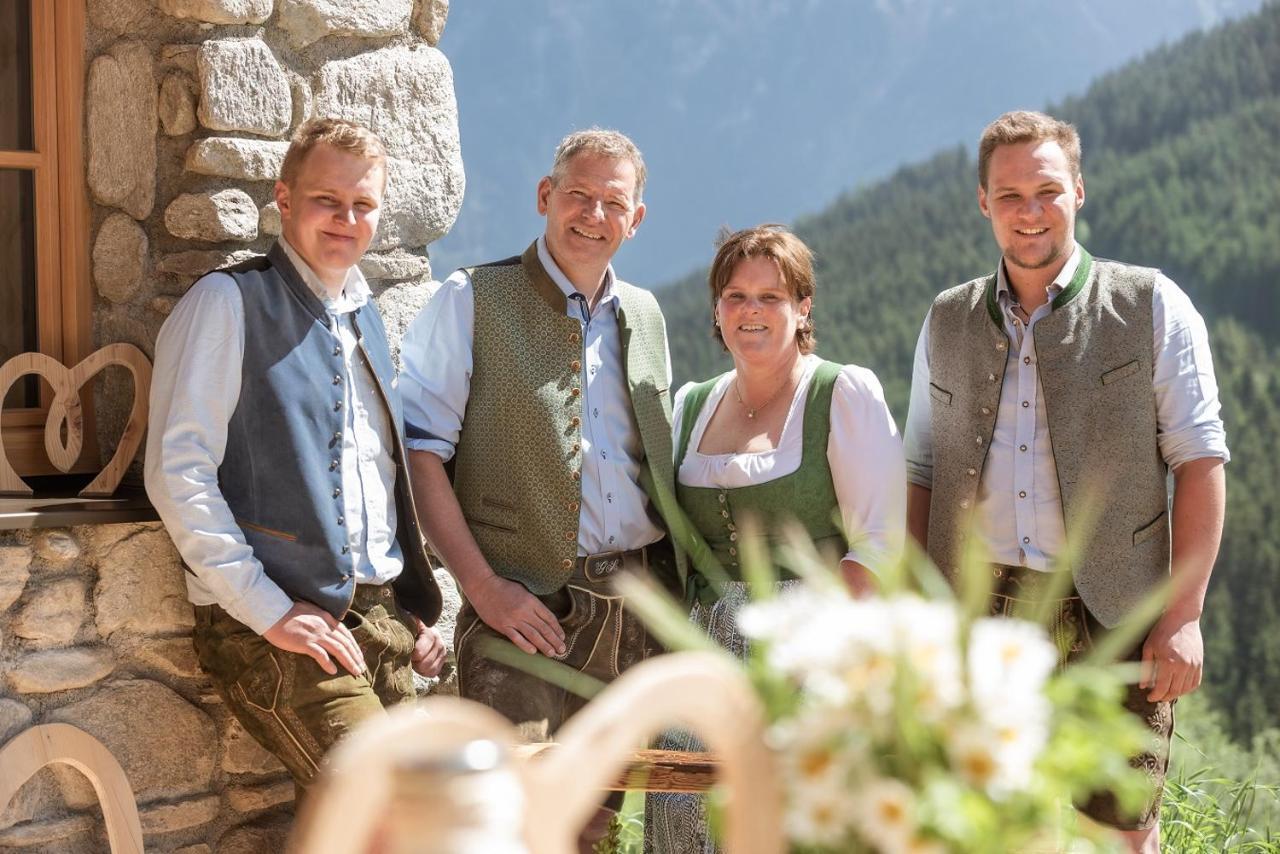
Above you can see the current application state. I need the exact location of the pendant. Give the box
[746,410,756,419]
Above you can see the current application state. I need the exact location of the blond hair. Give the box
[550,128,647,201]
[279,117,388,187]
[709,224,817,355]
[978,110,1081,189]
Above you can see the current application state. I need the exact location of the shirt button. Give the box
[333,431,343,441]
[571,359,582,371]
[333,487,342,498]
[1019,444,1028,452]
[1019,490,1027,498]
[1022,400,1030,408]
[1023,536,1031,544]
[967,467,976,476]
[341,544,349,554]
[333,374,342,385]
[337,516,345,526]
[333,345,341,356]
[334,400,343,411]
[562,559,573,570]
[329,460,339,471]
[1023,356,1032,365]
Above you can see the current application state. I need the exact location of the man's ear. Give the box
[627,201,646,238]
[977,184,991,220]
[1075,174,1086,211]
[536,176,552,216]
[274,180,291,219]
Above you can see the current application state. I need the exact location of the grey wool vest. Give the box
[926,249,1169,628]
[216,244,442,625]
[451,242,686,594]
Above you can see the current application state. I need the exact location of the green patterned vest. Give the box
[925,249,1169,628]
[674,360,848,605]
[452,242,685,594]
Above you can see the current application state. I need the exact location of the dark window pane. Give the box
[0,0,34,151]
[1,169,38,408]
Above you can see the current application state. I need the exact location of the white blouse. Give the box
[672,354,906,573]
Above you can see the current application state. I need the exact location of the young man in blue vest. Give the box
[904,110,1228,852]
[146,118,444,789]
[399,128,682,850]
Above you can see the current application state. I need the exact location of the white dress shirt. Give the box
[673,354,906,573]
[903,244,1230,570]
[398,237,668,555]
[145,239,403,634]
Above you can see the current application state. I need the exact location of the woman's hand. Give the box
[840,560,878,599]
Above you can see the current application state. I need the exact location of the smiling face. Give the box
[978,139,1084,280]
[537,152,645,294]
[275,142,385,291]
[715,255,812,368]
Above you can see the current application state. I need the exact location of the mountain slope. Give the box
[657,1,1280,742]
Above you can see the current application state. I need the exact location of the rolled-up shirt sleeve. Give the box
[828,366,907,574]
[1152,274,1230,468]
[399,270,475,462]
[143,274,293,635]
[902,310,934,488]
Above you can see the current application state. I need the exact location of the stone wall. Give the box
[1,1,462,851]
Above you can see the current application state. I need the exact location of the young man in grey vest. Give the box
[146,118,444,789]
[399,128,682,850]
[904,110,1228,853]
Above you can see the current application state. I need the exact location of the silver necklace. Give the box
[733,376,789,420]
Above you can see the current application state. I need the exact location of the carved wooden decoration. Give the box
[0,344,152,498]
[290,651,785,854]
[0,723,145,854]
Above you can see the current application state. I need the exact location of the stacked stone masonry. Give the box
[0,0,462,850]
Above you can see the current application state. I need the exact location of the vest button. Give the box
[987,373,996,382]
[570,387,581,397]
[729,547,737,556]
[728,532,738,542]
[960,499,971,509]
[564,531,574,541]
[571,470,581,482]
[996,341,1007,351]
[967,468,976,476]
[974,436,983,445]
[569,332,581,344]
[571,443,581,453]
[569,416,581,428]
[569,500,579,512]
[571,360,581,372]
[562,559,573,570]
[981,407,991,416]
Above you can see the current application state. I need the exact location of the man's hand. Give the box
[411,619,447,677]
[470,574,566,657]
[1140,610,1204,702]
[263,601,366,677]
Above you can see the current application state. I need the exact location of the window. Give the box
[1,0,91,476]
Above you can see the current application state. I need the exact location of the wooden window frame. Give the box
[1,0,93,476]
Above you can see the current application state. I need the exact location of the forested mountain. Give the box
[657,2,1280,743]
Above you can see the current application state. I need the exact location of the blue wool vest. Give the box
[217,244,441,625]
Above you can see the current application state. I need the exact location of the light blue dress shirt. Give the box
[398,237,668,556]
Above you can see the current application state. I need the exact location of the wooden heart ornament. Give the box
[0,344,152,498]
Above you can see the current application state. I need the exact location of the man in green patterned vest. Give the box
[904,111,1229,853]
[399,128,683,851]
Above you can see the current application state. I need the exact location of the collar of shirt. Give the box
[995,241,1082,314]
[278,237,371,315]
[535,235,620,317]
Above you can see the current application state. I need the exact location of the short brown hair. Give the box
[550,128,647,202]
[708,224,817,355]
[978,110,1081,189]
[279,117,388,187]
